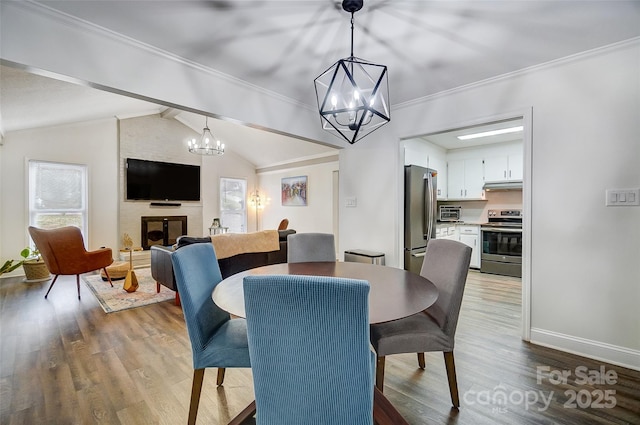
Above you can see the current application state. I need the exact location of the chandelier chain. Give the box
[350,13,355,58]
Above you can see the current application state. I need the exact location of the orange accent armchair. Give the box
[277,218,289,230]
[28,226,114,300]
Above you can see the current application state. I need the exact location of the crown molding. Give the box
[394,36,640,110]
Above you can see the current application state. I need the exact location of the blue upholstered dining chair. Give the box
[287,232,336,263]
[171,243,251,425]
[369,239,471,407]
[243,274,375,425]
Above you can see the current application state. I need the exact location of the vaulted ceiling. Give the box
[2,1,639,165]
[0,65,338,169]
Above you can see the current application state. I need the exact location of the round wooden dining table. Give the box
[212,261,439,425]
[212,261,439,325]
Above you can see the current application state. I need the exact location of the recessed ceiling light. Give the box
[457,126,523,140]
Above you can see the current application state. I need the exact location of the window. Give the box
[29,160,88,239]
[219,178,247,233]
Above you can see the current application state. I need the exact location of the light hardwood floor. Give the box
[1,270,638,424]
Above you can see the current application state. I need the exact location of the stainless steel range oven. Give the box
[481,209,523,277]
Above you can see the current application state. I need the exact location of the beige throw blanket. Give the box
[211,230,280,260]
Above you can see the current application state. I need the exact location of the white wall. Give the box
[257,160,339,234]
[339,40,640,368]
[202,150,258,234]
[117,114,257,239]
[0,115,259,277]
[3,1,637,368]
[339,130,400,265]
[0,119,119,270]
[119,114,258,242]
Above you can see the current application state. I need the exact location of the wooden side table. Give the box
[120,247,142,292]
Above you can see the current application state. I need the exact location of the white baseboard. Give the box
[530,328,640,371]
[0,269,25,279]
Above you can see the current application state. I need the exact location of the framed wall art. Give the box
[281,176,307,206]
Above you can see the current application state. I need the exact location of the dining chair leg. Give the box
[373,387,410,425]
[228,400,257,425]
[443,351,460,408]
[216,368,226,385]
[44,275,60,298]
[102,268,114,287]
[76,275,81,299]
[188,369,205,425]
[376,356,386,392]
[417,352,426,369]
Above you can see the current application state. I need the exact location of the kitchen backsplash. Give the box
[438,190,523,223]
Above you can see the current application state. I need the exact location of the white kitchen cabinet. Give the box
[484,154,523,182]
[457,225,480,268]
[508,153,523,180]
[447,158,484,199]
[436,224,457,241]
[404,139,448,200]
[429,155,448,200]
[447,160,465,199]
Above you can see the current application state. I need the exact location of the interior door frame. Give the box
[397,107,533,341]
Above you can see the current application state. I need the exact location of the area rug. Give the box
[83,268,175,313]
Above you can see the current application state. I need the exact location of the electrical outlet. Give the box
[605,188,640,206]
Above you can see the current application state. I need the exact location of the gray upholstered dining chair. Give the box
[171,243,251,425]
[369,239,471,407]
[287,232,336,263]
[243,274,375,424]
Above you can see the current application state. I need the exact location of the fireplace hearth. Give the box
[141,216,187,250]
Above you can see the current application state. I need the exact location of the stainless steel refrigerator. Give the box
[404,165,438,274]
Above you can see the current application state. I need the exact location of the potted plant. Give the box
[0,248,35,276]
[19,247,50,281]
[0,258,23,276]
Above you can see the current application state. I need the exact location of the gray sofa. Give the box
[151,229,295,304]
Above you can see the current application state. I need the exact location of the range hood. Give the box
[483,181,523,191]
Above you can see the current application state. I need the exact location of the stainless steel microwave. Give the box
[439,205,462,221]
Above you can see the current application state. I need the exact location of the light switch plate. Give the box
[606,188,640,206]
[345,197,357,207]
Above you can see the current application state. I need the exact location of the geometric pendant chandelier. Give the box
[314,0,390,144]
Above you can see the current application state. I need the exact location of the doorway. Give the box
[399,110,532,341]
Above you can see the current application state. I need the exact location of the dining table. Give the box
[212,261,439,425]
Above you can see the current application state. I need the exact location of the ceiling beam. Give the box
[160,107,181,119]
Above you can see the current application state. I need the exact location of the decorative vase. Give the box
[22,260,51,282]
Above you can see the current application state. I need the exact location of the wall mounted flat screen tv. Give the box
[126,158,200,201]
